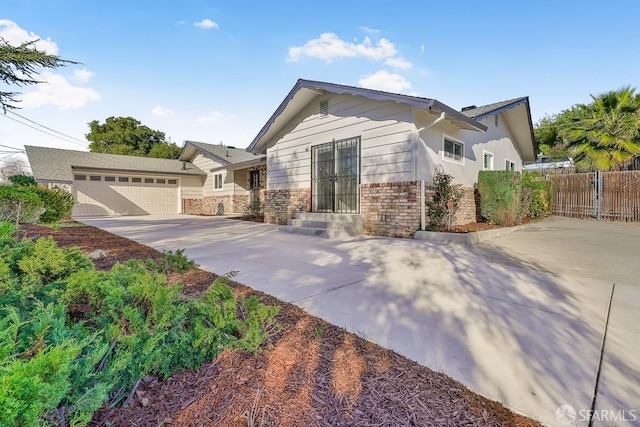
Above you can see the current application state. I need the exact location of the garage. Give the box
[73,173,180,216]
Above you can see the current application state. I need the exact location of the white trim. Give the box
[483,150,495,170]
[441,134,465,165]
[505,158,516,171]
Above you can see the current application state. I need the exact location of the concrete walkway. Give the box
[79,215,639,426]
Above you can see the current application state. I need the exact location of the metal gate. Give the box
[311,137,360,213]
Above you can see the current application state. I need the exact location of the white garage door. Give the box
[72,173,179,216]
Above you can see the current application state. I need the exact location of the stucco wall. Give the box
[416,112,524,188]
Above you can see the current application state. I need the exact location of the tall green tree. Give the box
[86,116,181,159]
[0,37,76,111]
[560,86,640,171]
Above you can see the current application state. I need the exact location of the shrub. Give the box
[0,235,279,426]
[146,248,198,275]
[426,170,464,230]
[35,188,76,223]
[518,171,553,220]
[478,171,520,226]
[8,174,36,187]
[243,198,264,218]
[0,186,44,226]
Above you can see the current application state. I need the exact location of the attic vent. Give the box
[461,105,477,112]
[319,100,329,117]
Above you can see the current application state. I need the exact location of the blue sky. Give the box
[2,0,639,166]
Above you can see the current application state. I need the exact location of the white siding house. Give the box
[248,79,536,237]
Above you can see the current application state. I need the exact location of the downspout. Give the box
[416,111,446,230]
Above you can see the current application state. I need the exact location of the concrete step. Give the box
[287,219,344,229]
[279,225,351,239]
[280,212,364,239]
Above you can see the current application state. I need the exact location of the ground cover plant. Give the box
[0,222,279,426]
[13,223,542,426]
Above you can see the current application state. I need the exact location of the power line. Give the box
[7,110,88,146]
[0,113,87,147]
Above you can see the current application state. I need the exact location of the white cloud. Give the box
[152,105,174,117]
[384,57,412,70]
[358,70,413,94]
[176,20,186,25]
[197,111,236,123]
[194,19,219,29]
[0,19,58,54]
[359,26,380,34]
[21,71,100,110]
[421,45,425,53]
[287,32,411,70]
[0,21,101,110]
[73,68,94,83]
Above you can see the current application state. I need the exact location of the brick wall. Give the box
[182,195,250,215]
[423,185,480,226]
[264,188,311,225]
[183,198,203,215]
[361,181,422,238]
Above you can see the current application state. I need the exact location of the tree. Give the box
[86,116,181,159]
[0,158,29,182]
[560,86,640,171]
[0,38,76,112]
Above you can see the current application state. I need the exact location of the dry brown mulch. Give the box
[17,224,541,427]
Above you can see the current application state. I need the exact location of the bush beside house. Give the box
[478,170,552,226]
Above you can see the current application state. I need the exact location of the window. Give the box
[105,176,116,182]
[132,177,142,183]
[168,179,177,185]
[506,160,516,171]
[144,178,154,183]
[74,175,86,181]
[156,178,166,184]
[483,151,494,170]
[90,175,101,181]
[118,177,129,183]
[213,173,223,190]
[443,137,464,163]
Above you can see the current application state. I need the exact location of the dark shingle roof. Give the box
[460,97,529,120]
[181,141,262,165]
[25,145,205,183]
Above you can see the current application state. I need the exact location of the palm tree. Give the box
[560,86,640,171]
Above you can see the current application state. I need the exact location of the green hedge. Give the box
[0,186,44,225]
[35,188,76,223]
[478,170,553,225]
[478,170,520,226]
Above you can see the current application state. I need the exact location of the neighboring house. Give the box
[25,142,265,217]
[247,79,536,237]
[524,156,574,171]
[179,140,266,215]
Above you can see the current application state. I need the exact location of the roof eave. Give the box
[210,156,266,172]
[470,97,529,121]
[70,165,206,176]
[248,79,488,153]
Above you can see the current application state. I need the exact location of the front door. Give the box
[311,136,360,213]
[249,169,260,203]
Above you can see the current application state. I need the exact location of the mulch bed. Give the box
[16,224,541,427]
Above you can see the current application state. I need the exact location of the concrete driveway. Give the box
[79,215,639,426]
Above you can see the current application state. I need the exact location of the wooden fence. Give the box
[551,170,640,221]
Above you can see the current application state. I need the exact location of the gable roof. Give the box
[25,145,205,183]
[179,140,264,165]
[461,97,537,162]
[247,79,488,154]
[460,97,529,120]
